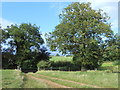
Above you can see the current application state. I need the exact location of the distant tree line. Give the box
[1,2,119,72]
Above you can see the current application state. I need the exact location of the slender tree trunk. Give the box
[81,34,87,71]
[37,67,40,71]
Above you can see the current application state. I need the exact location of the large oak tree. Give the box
[46,2,113,70]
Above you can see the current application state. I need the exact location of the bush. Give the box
[48,60,81,71]
[113,60,120,66]
[111,66,120,73]
[103,66,120,73]
[50,61,72,67]
[37,61,50,70]
[21,60,37,70]
[21,60,38,73]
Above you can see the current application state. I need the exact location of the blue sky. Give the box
[1,2,72,55]
[1,1,119,55]
[1,1,118,34]
[2,2,71,33]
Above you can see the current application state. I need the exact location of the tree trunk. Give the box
[37,67,40,71]
[81,66,87,72]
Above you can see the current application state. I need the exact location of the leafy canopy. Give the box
[46,2,113,70]
[1,23,50,70]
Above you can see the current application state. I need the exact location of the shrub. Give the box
[111,66,120,73]
[113,60,120,66]
[21,60,37,70]
[37,61,50,70]
[50,61,72,67]
[49,60,80,71]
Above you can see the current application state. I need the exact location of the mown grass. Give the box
[2,70,23,88]
[31,73,92,88]
[36,70,118,88]
[1,60,119,88]
[23,73,51,88]
[50,56,72,62]
[2,70,53,88]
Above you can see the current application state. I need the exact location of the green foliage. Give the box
[49,60,80,71]
[103,34,120,61]
[1,23,50,71]
[37,61,50,70]
[113,60,120,66]
[56,53,60,56]
[2,48,17,69]
[98,61,119,73]
[21,60,36,70]
[5,23,44,65]
[111,66,119,73]
[101,61,113,67]
[102,66,119,73]
[50,60,71,67]
[46,2,113,70]
[50,56,72,62]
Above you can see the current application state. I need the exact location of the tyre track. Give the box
[26,74,72,88]
[32,73,103,88]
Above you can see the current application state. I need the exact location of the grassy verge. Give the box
[22,73,51,88]
[2,70,53,88]
[36,71,118,88]
[2,70,23,88]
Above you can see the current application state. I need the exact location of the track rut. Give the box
[26,74,72,88]
[30,73,103,88]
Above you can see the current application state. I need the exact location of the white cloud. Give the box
[50,2,67,15]
[49,1,118,34]
[1,1,118,34]
[79,0,118,34]
[0,17,15,28]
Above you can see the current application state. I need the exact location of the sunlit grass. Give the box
[2,70,23,88]
[36,70,118,88]
[31,73,92,88]
[50,56,72,62]
[101,61,114,67]
[23,74,51,88]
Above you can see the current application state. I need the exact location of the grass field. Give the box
[50,56,72,62]
[22,74,51,88]
[30,73,94,88]
[2,70,23,88]
[1,69,118,88]
[1,60,119,88]
[1,70,52,88]
[36,70,118,88]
